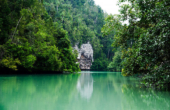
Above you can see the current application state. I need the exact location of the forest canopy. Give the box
[0,0,116,72]
[102,0,170,89]
[43,0,116,71]
[0,0,80,72]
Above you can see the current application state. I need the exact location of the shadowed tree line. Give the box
[0,0,80,72]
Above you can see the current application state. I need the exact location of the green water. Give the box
[0,71,170,110]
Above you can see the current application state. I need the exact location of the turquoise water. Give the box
[0,71,170,110]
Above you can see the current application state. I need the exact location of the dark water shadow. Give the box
[0,104,5,110]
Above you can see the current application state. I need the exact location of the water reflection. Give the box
[121,84,170,110]
[0,72,170,110]
[0,104,5,110]
[77,71,93,99]
[0,74,80,110]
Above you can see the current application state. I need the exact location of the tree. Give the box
[102,0,170,89]
[0,0,80,72]
[108,50,122,72]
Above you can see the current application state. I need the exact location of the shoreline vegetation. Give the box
[0,0,114,73]
[1,0,170,90]
[102,0,170,90]
[0,0,81,73]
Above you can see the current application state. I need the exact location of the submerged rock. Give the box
[73,42,93,70]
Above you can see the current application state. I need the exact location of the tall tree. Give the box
[102,0,170,89]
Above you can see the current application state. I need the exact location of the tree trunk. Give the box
[107,49,110,59]
[11,16,22,42]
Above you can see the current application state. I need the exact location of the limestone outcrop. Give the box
[73,42,93,70]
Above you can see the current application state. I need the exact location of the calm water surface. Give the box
[0,71,170,110]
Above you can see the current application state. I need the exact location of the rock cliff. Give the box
[73,42,93,70]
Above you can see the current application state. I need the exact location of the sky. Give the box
[93,0,120,15]
[93,0,129,24]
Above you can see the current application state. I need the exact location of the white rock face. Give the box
[73,42,93,70]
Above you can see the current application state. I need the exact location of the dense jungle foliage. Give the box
[43,0,116,71]
[0,0,118,72]
[102,0,170,89]
[0,0,80,72]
